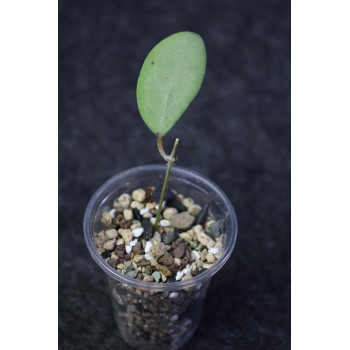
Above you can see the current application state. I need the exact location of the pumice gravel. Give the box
[94,186,224,282]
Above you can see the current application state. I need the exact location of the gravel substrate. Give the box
[94,187,224,283]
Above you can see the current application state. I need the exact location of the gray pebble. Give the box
[208,220,225,238]
[126,270,139,279]
[161,231,179,245]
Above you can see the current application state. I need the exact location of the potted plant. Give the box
[84,31,238,350]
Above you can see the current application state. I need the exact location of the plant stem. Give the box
[154,136,179,230]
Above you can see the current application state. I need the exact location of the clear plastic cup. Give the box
[84,165,238,349]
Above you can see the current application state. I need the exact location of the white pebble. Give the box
[144,253,152,260]
[169,292,179,298]
[175,271,184,281]
[109,208,116,218]
[140,208,149,215]
[125,245,132,254]
[132,227,144,237]
[155,201,166,210]
[144,241,153,253]
[150,217,156,225]
[192,251,201,260]
[129,239,138,247]
[183,266,191,275]
[159,219,171,227]
[208,247,219,255]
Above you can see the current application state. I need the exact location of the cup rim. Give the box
[83,164,238,291]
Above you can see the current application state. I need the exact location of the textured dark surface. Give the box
[58,0,290,349]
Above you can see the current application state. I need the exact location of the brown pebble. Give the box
[158,253,174,266]
[132,241,144,255]
[119,220,132,229]
[118,258,125,264]
[140,260,150,266]
[181,250,190,267]
[115,244,125,251]
[108,258,119,269]
[173,242,186,258]
[115,250,125,259]
[113,214,124,225]
[124,254,131,261]
[192,269,199,276]
[137,273,143,280]
[144,266,152,275]
[145,186,153,200]
[168,264,179,275]
[171,238,185,249]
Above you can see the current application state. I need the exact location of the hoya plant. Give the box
[136,31,206,229]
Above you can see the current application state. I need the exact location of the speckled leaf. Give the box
[137,31,206,136]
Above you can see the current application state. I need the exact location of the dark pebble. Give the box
[173,242,186,258]
[136,303,144,312]
[195,203,209,225]
[124,254,131,261]
[166,198,187,212]
[137,273,143,281]
[167,277,176,283]
[115,244,125,251]
[132,208,142,220]
[142,218,153,240]
[152,187,174,202]
[198,268,207,274]
[161,231,179,245]
[101,250,111,259]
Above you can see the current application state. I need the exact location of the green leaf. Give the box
[136,31,206,136]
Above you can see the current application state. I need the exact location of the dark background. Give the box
[59,0,290,349]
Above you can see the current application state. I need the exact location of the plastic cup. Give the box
[84,165,238,349]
